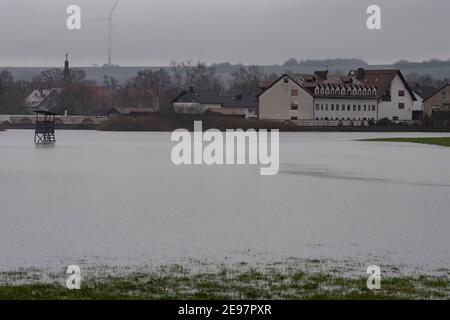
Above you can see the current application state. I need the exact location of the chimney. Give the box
[356,68,365,79]
[314,70,329,80]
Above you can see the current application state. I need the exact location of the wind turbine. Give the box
[92,0,120,67]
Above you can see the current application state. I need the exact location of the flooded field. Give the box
[1,130,450,275]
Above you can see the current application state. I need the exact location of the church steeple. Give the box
[64,53,70,79]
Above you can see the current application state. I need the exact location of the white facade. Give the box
[313,98,378,121]
[377,75,413,121]
[412,93,424,112]
[259,71,415,122]
[259,76,314,120]
[173,102,221,114]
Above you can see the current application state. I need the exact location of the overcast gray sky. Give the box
[0,0,449,67]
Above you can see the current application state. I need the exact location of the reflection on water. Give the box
[1,130,450,272]
[280,165,450,188]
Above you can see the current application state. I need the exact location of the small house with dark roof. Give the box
[423,84,450,117]
[411,85,437,120]
[108,106,156,117]
[172,88,258,119]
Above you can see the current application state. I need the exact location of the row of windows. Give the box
[315,104,376,112]
[290,117,377,121]
[314,117,376,121]
[314,87,377,97]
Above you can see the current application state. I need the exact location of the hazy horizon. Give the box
[0,0,449,67]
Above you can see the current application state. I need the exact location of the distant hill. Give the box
[2,59,450,84]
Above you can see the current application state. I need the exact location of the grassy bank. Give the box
[1,263,449,300]
[362,137,450,147]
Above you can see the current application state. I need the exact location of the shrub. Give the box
[376,118,394,126]
[98,115,169,131]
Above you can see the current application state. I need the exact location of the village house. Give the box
[25,88,61,112]
[107,106,156,117]
[410,84,437,120]
[423,84,450,117]
[172,87,258,119]
[259,68,416,122]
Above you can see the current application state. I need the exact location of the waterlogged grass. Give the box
[0,263,449,300]
[361,137,450,147]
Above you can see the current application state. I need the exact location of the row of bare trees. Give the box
[0,61,277,116]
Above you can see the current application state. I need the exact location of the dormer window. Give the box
[315,87,320,95]
[363,89,367,96]
[341,88,346,95]
[330,88,335,95]
[372,89,377,95]
[283,77,289,83]
[320,87,325,95]
[325,87,330,95]
[358,89,362,96]
[347,88,352,95]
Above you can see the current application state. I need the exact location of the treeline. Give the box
[405,73,449,89]
[0,61,278,116]
[283,58,368,68]
[394,58,450,68]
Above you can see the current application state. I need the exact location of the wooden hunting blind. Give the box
[34,109,56,144]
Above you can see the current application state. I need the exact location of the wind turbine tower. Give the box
[93,0,120,67]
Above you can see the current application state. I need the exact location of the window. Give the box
[363,105,366,111]
[325,104,328,111]
[398,103,405,109]
[372,105,376,111]
[291,89,299,97]
[393,116,399,121]
[336,105,340,111]
[347,105,351,111]
[358,105,361,111]
[353,105,356,111]
[321,104,324,111]
[291,104,298,110]
[331,104,334,111]
[283,77,289,83]
[291,116,298,120]
[398,90,405,97]
[315,104,320,111]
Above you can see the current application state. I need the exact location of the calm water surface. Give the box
[1,130,450,271]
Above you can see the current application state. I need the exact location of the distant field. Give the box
[362,137,450,147]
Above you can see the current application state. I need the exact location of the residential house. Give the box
[25,88,61,112]
[410,84,437,120]
[108,107,156,117]
[259,68,416,122]
[172,88,258,119]
[423,84,450,117]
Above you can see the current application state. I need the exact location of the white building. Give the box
[259,69,416,122]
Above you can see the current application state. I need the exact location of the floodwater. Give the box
[1,130,450,272]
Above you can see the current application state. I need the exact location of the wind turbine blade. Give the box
[109,0,120,17]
